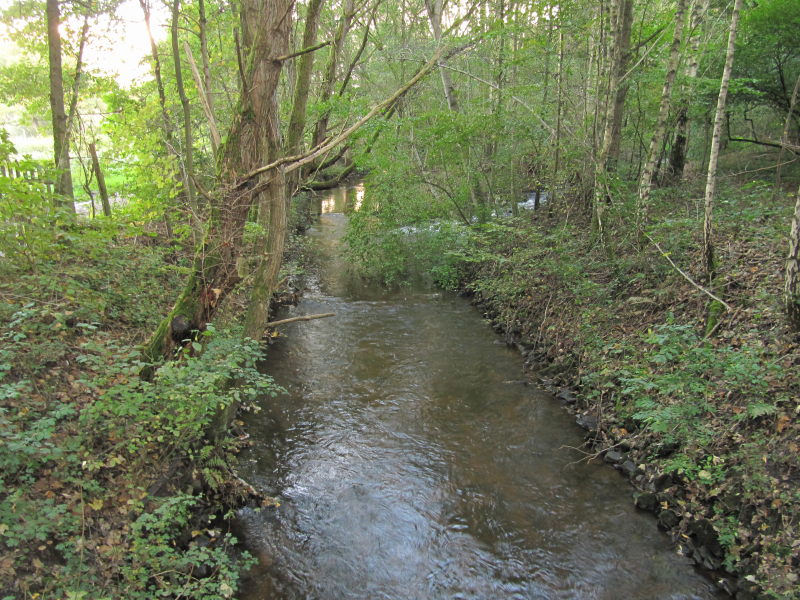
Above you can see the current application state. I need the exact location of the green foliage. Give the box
[615,320,778,448]
[345,169,470,286]
[0,131,77,269]
[118,494,254,600]
[81,328,280,463]
[0,211,268,597]
[0,322,276,597]
[736,0,800,113]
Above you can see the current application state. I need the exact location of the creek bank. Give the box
[473,296,749,599]
[0,211,317,598]
[455,183,799,600]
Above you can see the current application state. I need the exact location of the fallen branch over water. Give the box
[265,312,336,329]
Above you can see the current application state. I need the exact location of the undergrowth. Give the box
[0,209,278,597]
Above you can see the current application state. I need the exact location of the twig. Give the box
[273,40,331,62]
[183,41,220,152]
[265,312,335,329]
[645,233,732,312]
[703,306,741,340]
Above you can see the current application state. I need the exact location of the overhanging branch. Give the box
[274,40,331,63]
[237,44,452,186]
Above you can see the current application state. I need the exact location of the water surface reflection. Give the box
[237,186,724,600]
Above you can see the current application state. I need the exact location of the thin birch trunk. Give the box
[637,0,688,228]
[184,42,220,153]
[774,73,800,198]
[786,183,800,329]
[198,0,215,120]
[703,0,743,286]
[425,0,460,112]
[552,24,564,207]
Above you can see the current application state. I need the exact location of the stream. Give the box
[236,184,725,599]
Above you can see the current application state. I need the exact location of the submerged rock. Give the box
[635,492,659,513]
[657,509,680,530]
[603,449,626,464]
[620,460,638,478]
[556,390,577,405]
[576,413,598,433]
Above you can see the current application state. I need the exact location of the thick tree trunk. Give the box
[786,184,800,330]
[605,0,634,169]
[144,0,293,363]
[143,5,450,364]
[89,142,111,217]
[703,0,742,286]
[243,167,287,339]
[637,0,688,226]
[46,0,75,209]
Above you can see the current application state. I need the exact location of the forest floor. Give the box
[0,216,312,598]
[457,177,799,599]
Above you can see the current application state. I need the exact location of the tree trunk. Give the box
[46,0,75,209]
[140,0,173,145]
[667,0,709,181]
[637,0,688,226]
[171,0,198,214]
[605,0,634,169]
[89,142,111,217]
[312,0,356,149]
[338,11,373,96]
[143,0,293,363]
[593,0,632,234]
[703,0,742,286]
[143,4,450,364]
[184,41,221,153]
[197,0,215,123]
[140,0,196,232]
[425,0,460,112]
[774,73,800,197]
[551,24,564,206]
[285,0,326,195]
[786,183,800,330]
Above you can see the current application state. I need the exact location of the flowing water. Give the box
[236,185,725,600]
